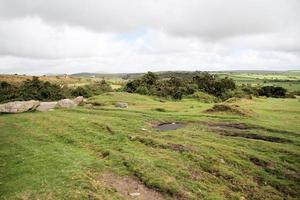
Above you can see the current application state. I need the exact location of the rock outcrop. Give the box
[57,99,76,108]
[0,96,85,113]
[0,100,40,113]
[36,102,58,112]
[73,96,84,106]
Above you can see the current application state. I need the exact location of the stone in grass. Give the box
[115,102,128,108]
[73,96,84,106]
[36,102,58,111]
[0,100,40,113]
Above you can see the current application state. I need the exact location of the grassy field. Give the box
[216,71,300,92]
[0,92,299,199]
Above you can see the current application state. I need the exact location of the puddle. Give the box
[206,122,292,143]
[157,122,185,131]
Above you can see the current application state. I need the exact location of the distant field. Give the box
[216,71,300,91]
[0,74,86,85]
[1,92,299,199]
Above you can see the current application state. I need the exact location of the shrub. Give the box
[85,80,112,95]
[192,73,236,97]
[258,86,286,98]
[19,77,65,101]
[71,86,92,98]
[124,71,237,100]
[0,81,19,103]
[189,91,218,103]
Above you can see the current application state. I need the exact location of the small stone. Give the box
[115,102,128,108]
[141,128,147,131]
[129,192,140,197]
[220,158,225,164]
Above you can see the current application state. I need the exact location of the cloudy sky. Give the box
[0,0,299,75]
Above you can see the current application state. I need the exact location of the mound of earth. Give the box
[205,104,251,116]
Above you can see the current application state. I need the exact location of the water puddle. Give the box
[157,122,185,131]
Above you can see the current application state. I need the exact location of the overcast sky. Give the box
[0,0,299,75]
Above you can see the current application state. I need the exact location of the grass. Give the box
[0,92,300,199]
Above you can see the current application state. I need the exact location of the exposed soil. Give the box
[206,122,292,143]
[101,173,165,200]
[166,143,190,153]
[129,136,190,153]
[250,157,269,168]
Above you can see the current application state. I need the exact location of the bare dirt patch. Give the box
[101,172,165,200]
[250,157,269,168]
[129,136,190,153]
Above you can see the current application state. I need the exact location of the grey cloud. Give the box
[0,0,299,40]
[0,0,300,74]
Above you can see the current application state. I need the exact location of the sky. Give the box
[0,0,299,75]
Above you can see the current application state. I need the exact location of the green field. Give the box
[1,92,299,199]
[216,71,300,92]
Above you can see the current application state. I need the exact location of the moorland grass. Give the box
[0,92,299,199]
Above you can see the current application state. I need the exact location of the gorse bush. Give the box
[258,86,287,98]
[19,77,66,101]
[124,72,236,100]
[0,81,19,103]
[0,77,66,103]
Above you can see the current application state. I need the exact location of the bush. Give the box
[192,73,236,97]
[0,77,67,103]
[0,81,19,103]
[188,91,218,103]
[19,77,66,101]
[71,86,92,98]
[258,86,286,98]
[123,71,237,100]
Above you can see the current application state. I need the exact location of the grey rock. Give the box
[57,99,76,108]
[73,96,84,106]
[0,100,40,113]
[115,102,128,108]
[36,102,58,112]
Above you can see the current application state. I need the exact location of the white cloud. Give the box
[0,0,299,74]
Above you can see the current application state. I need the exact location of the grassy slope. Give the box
[0,92,299,199]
